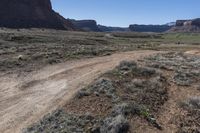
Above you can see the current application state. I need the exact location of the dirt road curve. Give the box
[0,50,160,133]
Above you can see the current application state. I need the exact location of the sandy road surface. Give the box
[0,50,160,133]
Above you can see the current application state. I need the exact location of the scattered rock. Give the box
[17,55,24,61]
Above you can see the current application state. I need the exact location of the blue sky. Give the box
[51,0,200,27]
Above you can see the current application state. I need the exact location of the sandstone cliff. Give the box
[0,0,75,30]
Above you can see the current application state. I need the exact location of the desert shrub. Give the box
[146,52,200,86]
[117,60,137,71]
[178,97,200,133]
[75,79,118,101]
[24,110,100,133]
[181,97,200,110]
[134,67,156,77]
[25,60,168,132]
[112,103,141,116]
[173,71,195,86]
[100,115,129,133]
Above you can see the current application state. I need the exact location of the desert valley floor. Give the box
[0,29,200,133]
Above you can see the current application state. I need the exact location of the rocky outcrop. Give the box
[129,24,172,33]
[70,19,100,32]
[169,18,200,32]
[176,20,189,26]
[175,19,200,27]
[0,0,75,30]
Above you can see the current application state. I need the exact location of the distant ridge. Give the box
[98,25,130,32]
[129,24,172,33]
[70,19,130,32]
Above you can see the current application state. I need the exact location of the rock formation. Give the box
[169,18,200,32]
[0,0,75,30]
[129,24,172,33]
[70,19,100,32]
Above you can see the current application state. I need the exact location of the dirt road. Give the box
[0,50,160,133]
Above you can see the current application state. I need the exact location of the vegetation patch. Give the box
[25,61,168,133]
[1,29,200,73]
[177,97,200,133]
[146,52,200,87]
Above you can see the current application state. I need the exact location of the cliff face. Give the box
[169,18,200,32]
[176,19,200,27]
[176,20,189,26]
[191,18,200,27]
[129,24,172,33]
[0,0,75,30]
